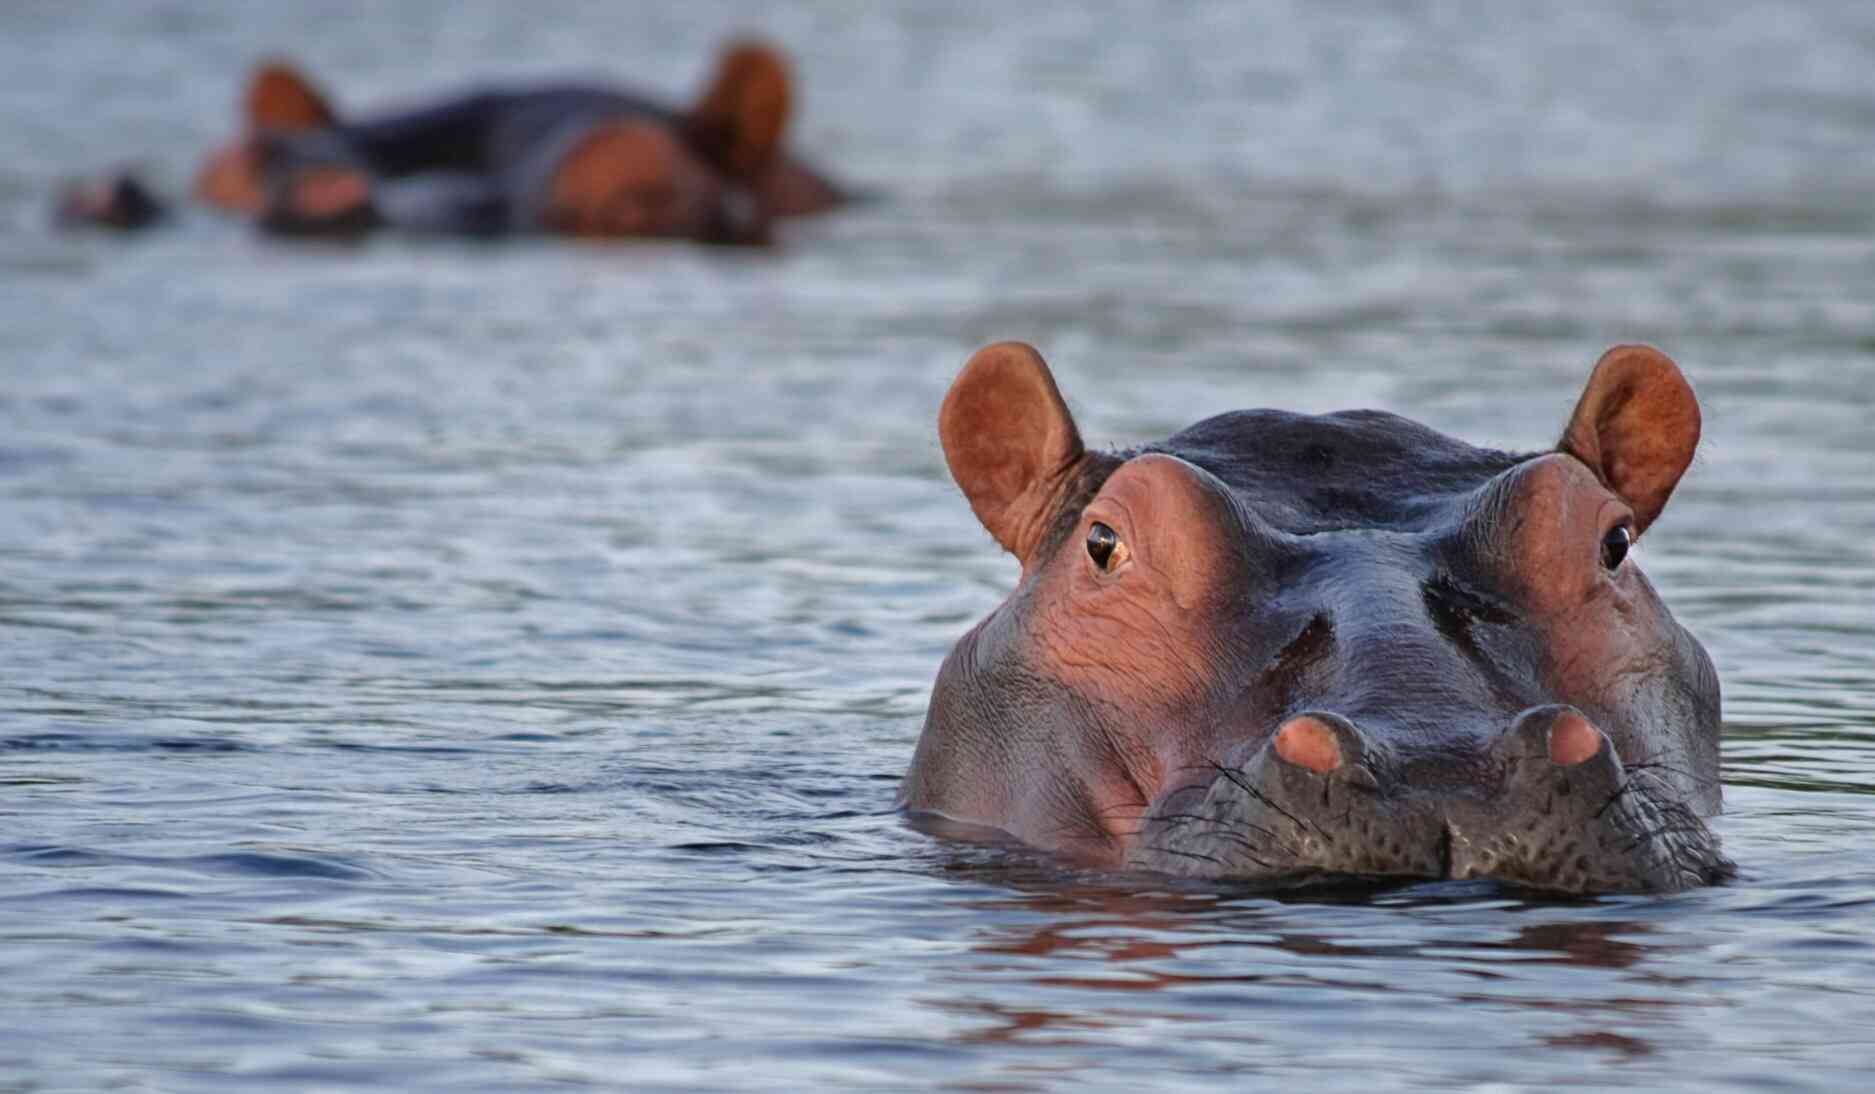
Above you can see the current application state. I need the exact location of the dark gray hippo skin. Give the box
[901,342,1729,894]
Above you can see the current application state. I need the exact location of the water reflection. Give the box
[908,861,1713,1068]
[956,873,1660,970]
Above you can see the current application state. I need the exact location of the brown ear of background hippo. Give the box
[684,41,792,182]
[685,40,847,217]
[246,60,339,130]
[195,59,338,213]
[904,341,1729,894]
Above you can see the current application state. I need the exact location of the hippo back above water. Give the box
[902,342,1729,894]
[60,39,848,242]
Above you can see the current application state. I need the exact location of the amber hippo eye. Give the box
[1086,522,1120,571]
[1601,524,1632,571]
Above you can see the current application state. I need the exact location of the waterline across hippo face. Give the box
[901,343,1729,894]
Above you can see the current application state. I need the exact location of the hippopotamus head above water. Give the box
[187,42,841,243]
[902,342,1729,894]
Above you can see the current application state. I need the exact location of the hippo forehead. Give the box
[1146,409,1530,536]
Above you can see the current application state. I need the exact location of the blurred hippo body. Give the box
[63,39,846,241]
[229,80,764,241]
[902,343,1729,894]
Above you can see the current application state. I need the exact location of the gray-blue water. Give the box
[4,1,1875,1089]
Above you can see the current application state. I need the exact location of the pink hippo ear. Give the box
[940,342,1088,563]
[1557,345,1701,535]
[245,58,338,131]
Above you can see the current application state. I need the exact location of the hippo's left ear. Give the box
[940,342,1088,563]
[1558,345,1701,534]
[246,59,338,131]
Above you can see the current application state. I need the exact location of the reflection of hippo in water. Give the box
[63,39,848,244]
[903,342,1730,894]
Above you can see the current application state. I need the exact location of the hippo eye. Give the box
[1601,524,1631,571]
[1086,522,1120,571]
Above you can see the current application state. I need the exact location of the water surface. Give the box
[4,1,1875,1089]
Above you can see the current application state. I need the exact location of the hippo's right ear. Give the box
[245,59,338,130]
[1558,345,1701,535]
[687,40,792,180]
[940,342,1088,562]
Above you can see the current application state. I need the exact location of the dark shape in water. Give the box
[53,170,167,231]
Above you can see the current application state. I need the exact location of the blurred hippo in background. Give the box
[903,342,1730,894]
[59,38,849,244]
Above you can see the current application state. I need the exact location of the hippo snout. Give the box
[1128,706,1732,894]
[1444,706,1731,892]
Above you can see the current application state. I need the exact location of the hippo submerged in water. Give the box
[902,342,1730,894]
[60,38,848,244]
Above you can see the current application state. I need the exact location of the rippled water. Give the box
[5,1,1875,1089]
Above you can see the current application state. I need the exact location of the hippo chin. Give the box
[901,342,1731,894]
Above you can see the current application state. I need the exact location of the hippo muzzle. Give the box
[1131,706,1730,893]
[902,341,1730,895]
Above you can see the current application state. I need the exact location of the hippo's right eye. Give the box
[1601,523,1631,572]
[1086,522,1121,571]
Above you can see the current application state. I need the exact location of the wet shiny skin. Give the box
[6,0,1875,1089]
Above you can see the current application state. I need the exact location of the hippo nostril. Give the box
[1547,711,1605,767]
[1273,716,1343,774]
